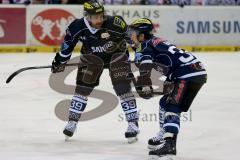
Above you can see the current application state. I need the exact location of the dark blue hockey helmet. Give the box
[129,18,154,38]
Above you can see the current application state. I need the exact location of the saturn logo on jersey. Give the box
[101,32,110,39]
[91,41,114,53]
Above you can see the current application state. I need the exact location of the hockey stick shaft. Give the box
[6,60,136,84]
[6,63,81,84]
[6,61,164,95]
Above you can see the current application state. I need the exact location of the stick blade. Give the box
[6,69,24,84]
[6,67,38,84]
[6,73,15,83]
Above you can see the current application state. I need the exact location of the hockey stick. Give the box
[6,60,132,84]
[6,63,81,84]
[6,61,164,95]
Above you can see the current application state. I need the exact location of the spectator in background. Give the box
[204,0,236,5]
[103,0,144,4]
[6,0,32,4]
[170,0,191,5]
[164,0,172,4]
[144,0,164,5]
[129,0,144,4]
[1,0,239,5]
[103,0,125,4]
[166,0,204,6]
[66,0,83,4]
[45,0,61,3]
[32,0,44,3]
[191,0,203,5]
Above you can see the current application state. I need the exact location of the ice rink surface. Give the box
[0,52,240,160]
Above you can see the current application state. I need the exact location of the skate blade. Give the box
[127,137,138,144]
[149,155,175,160]
[65,135,70,141]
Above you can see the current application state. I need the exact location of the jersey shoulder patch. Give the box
[104,15,127,34]
[113,16,126,29]
[68,18,85,36]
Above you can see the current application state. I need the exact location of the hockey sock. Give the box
[68,94,88,122]
[163,112,180,135]
[120,93,139,122]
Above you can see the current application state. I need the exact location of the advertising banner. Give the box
[26,6,240,46]
[0,7,26,44]
[105,6,240,46]
[0,5,239,52]
[27,5,80,46]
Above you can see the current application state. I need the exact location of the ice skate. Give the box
[148,130,165,150]
[63,121,77,141]
[125,122,140,143]
[148,134,176,160]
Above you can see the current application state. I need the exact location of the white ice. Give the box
[0,53,240,160]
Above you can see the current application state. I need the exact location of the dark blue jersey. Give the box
[135,37,207,81]
[57,15,128,65]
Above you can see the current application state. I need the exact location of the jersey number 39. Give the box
[168,46,194,63]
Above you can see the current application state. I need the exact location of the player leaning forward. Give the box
[129,18,207,159]
[51,0,139,143]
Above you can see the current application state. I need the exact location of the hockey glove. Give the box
[135,75,153,99]
[163,80,174,95]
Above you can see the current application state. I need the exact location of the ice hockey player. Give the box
[128,18,207,159]
[51,0,139,143]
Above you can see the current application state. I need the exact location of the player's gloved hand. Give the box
[135,75,153,99]
[51,59,66,73]
[163,80,174,95]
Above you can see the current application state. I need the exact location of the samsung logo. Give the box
[177,21,240,34]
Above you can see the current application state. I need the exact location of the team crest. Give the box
[101,32,110,39]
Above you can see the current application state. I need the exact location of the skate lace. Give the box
[127,122,139,133]
[65,121,77,132]
[151,130,164,142]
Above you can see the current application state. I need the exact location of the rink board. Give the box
[0,45,239,53]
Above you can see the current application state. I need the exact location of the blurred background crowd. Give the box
[0,0,239,6]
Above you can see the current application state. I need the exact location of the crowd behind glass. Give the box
[0,0,239,5]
